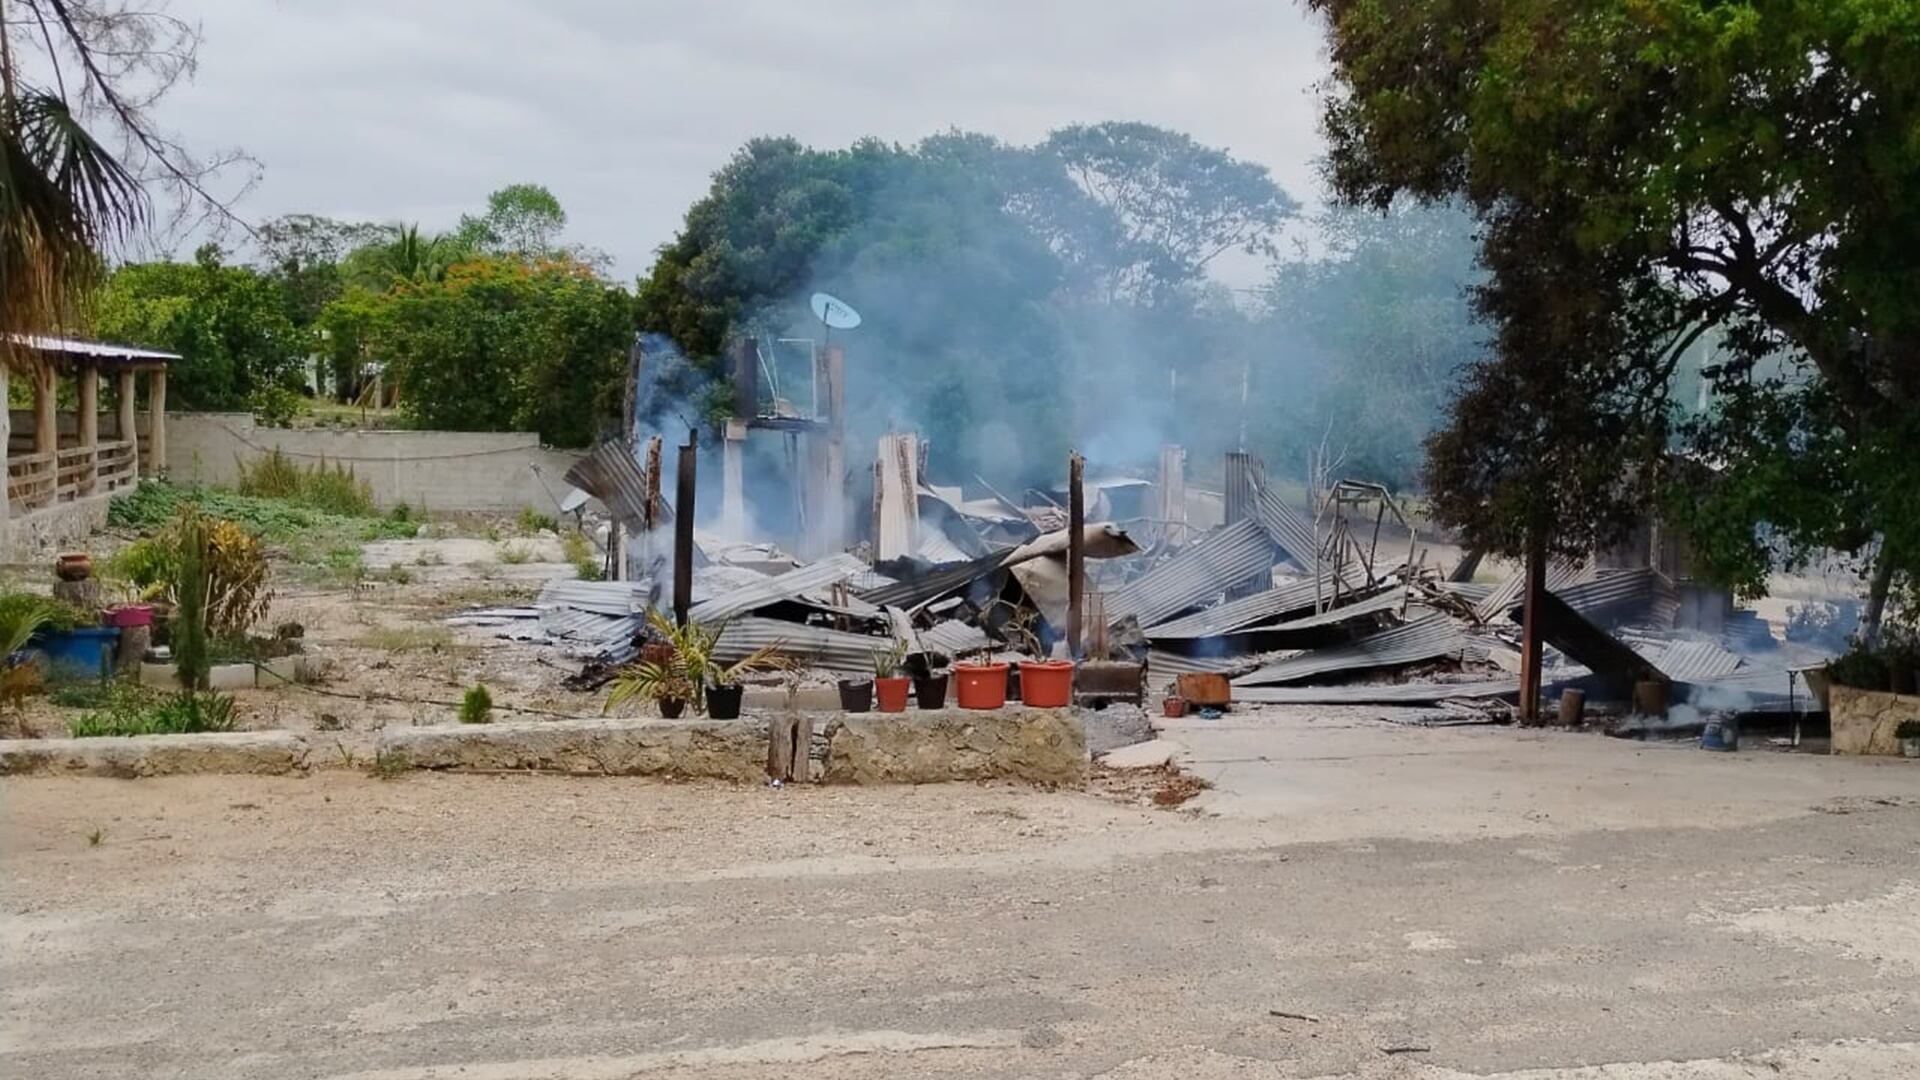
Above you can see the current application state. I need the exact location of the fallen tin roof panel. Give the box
[918,620,993,660]
[1523,591,1668,692]
[1105,519,1276,629]
[1648,637,1744,682]
[1143,574,1356,640]
[564,439,668,533]
[1233,614,1468,687]
[1233,677,1522,705]
[536,579,655,616]
[687,553,866,625]
[1472,557,1589,624]
[713,617,890,677]
[860,550,1009,610]
[1249,483,1319,568]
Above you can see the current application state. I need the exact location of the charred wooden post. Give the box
[1223,451,1265,598]
[1519,533,1547,724]
[1067,452,1086,658]
[807,344,847,556]
[1157,444,1186,539]
[729,338,757,421]
[673,438,696,627]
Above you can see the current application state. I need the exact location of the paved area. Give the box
[6,710,1920,1078]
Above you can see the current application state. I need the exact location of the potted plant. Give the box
[995,605,1074,707]
[872,640,911,713]
[607,611,708,718]
[704,632,787,721]
[1898,720,1920,759]
[909,644,951,710]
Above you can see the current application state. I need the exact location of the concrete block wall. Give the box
[164,413,585,513]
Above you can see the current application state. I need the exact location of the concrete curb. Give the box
[0,731,310,777]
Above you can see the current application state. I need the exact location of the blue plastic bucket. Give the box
[33,627,121,681]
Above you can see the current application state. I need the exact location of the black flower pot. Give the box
[1005,665,1022,703]
[837,678,874,712]
[913,674,949,709]
[658,697,687,719]
[707,684,744,720]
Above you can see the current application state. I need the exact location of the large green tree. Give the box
[93,245,301,410]
[1311,0,1920,626]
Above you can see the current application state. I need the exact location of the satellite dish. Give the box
[810,292,862,330]
[558,487,590,513]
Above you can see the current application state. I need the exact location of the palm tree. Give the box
[0,1,230,367]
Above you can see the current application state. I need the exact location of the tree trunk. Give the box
[1861,543,1896,648]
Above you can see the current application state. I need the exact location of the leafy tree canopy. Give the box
[93,244,302,410]
[1311,0,1920,607]
[456,183,568,260]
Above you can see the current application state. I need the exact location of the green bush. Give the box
[518,507,558,534]
[111,480,415,544]
[68,689,237,738]
[237,451,375,517]
[459,683,493,724]
[249,385,306,428]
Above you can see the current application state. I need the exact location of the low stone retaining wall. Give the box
[1828,685,1920,756]
[0,730,309,777]
[824,709,1086,786]
[378,717,770,782]
[378,708,1088,787]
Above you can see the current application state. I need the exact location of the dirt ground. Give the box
[7,712,1920,1079]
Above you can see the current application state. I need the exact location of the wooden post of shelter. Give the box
[75,365,97,495]
[116,369,137,477]
[146,368,167,476]
[672,437,696,627]
[1067,452,1085,659]
[1518,532,1547,725]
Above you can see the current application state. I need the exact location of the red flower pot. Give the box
[953,662,1009,710]
[1162,696,1189,718]
[1018,660,1075,708]
[874,676,911,712]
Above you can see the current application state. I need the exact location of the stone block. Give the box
[378,717,769,781]
[1097,738,1182,770]
[822,707,1086,787]
[1828,684,1920,756]
[0,730,309,777]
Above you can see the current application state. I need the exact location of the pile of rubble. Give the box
[456,442,1825,717]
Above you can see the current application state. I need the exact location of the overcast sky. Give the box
[165,1,1332,284]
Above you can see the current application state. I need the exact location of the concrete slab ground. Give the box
[6,713,1920,1079]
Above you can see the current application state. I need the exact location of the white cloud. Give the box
[163,0,1332,283]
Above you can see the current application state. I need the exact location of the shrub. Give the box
[68,689,236,737]
[173,512,212,691]
[249,385,306,428]
[459,683,494,724]
[1829,644,1891,691]
[236,448,304,499]
[1896,720,1920,740]
[561,529,601,581]
[518,507,558,534]
[236,450,375,517]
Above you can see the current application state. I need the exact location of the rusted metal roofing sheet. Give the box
[686,553,866,626]
[1234,677,1522,705]
[1105,519,1275,629]
[1234,614,1467,687]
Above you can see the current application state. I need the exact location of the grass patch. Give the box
[67,688,237,738]
[560,529,602,580]
[237,449,378,517]
[498,543,534,565]
[112,480,415,547]
[459,683,493,724]
[353,626,455,652]
[517,507,557,534]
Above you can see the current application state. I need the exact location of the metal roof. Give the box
[1249,483,1320,568]
[564,439,669,533]
[686,553,866,626]
[535,579,655,616]
[1144,575,1382,640]
[1472,557,1589,624]
[1234,614,1467,687]
[714,617,893,677]
[6,333,179,365]
[918,620,993,660]
[1233,677,1522,705]
[1105,519,1276,629]
[1647,637,1743,682]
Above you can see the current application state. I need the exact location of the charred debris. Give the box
[455,427,1817,725]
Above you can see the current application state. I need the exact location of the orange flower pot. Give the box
[953,662,1009,710]
[1018,660,1075,708]
[874,676,911,713]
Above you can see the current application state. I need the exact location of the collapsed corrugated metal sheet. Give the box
[1547,568,1677,629]
[1144,575,1379,640]
[564,439,667,532]
[713,617,889,677]
[860,550,1008,610]
[1523,590,1668,692]
[1234,614,1468,687]
[686,553,865,625]
[539,607,642,651]
[1263,588,1405,632]
[1105,519,1275,629]
[536,579,654,616]
[1472,557,1589,624]
[1233,677,1522,705]
[1249,482,1318,568]
[1646,637,1744,682]
[918,620,993,660]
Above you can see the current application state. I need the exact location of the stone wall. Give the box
[1828,684,1920,756]
[378,708,1089,787]
[0,731,309,777]
[823,708,1087,786]
[164,413,584,512]
[3,493,111,563]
